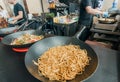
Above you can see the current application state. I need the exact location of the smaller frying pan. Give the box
[1,23,49,48]
[98,18,117,24]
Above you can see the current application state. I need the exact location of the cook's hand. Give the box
[8,18,14,22]
[9,20,17,24]
[102,12,109,18]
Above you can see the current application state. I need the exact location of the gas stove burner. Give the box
[12,48,29,53]
[0,37,3,41]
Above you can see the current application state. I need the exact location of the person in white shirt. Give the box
[0,5,9,19]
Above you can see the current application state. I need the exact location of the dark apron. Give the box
[76,0,98,41]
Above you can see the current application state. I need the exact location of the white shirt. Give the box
[98,0,104,10]
[0,10,8,18]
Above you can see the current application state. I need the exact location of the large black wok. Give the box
[0,26,18,37]
[25,36,98,82]
[0,21,28,37]
[1,23,50,48]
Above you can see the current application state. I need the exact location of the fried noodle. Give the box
[36,45,90,81]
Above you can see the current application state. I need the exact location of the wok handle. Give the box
[66,25,87,44]
[36,22,47,31]
[14,21,28,32]
[17,20,37,31]
[35,22,47,35]
[14,19,25,25]
[73,25,87,41]
[21,21,35,30]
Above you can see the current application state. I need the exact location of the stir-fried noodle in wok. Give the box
[11,33,44,45]
[33,45,91,81]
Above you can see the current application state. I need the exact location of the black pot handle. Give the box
[74,25,87,40]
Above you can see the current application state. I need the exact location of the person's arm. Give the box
[8,11,23,24]
[12,11,23,20]
[7,14,10,18]
[86,6,104,15]
[82,0,104,16]
[4,10,10,18]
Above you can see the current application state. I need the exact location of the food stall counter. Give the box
[0,42,120,82]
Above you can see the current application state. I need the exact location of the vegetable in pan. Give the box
[11,33,44,45]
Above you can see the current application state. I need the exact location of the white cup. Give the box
[28,14,33,20]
